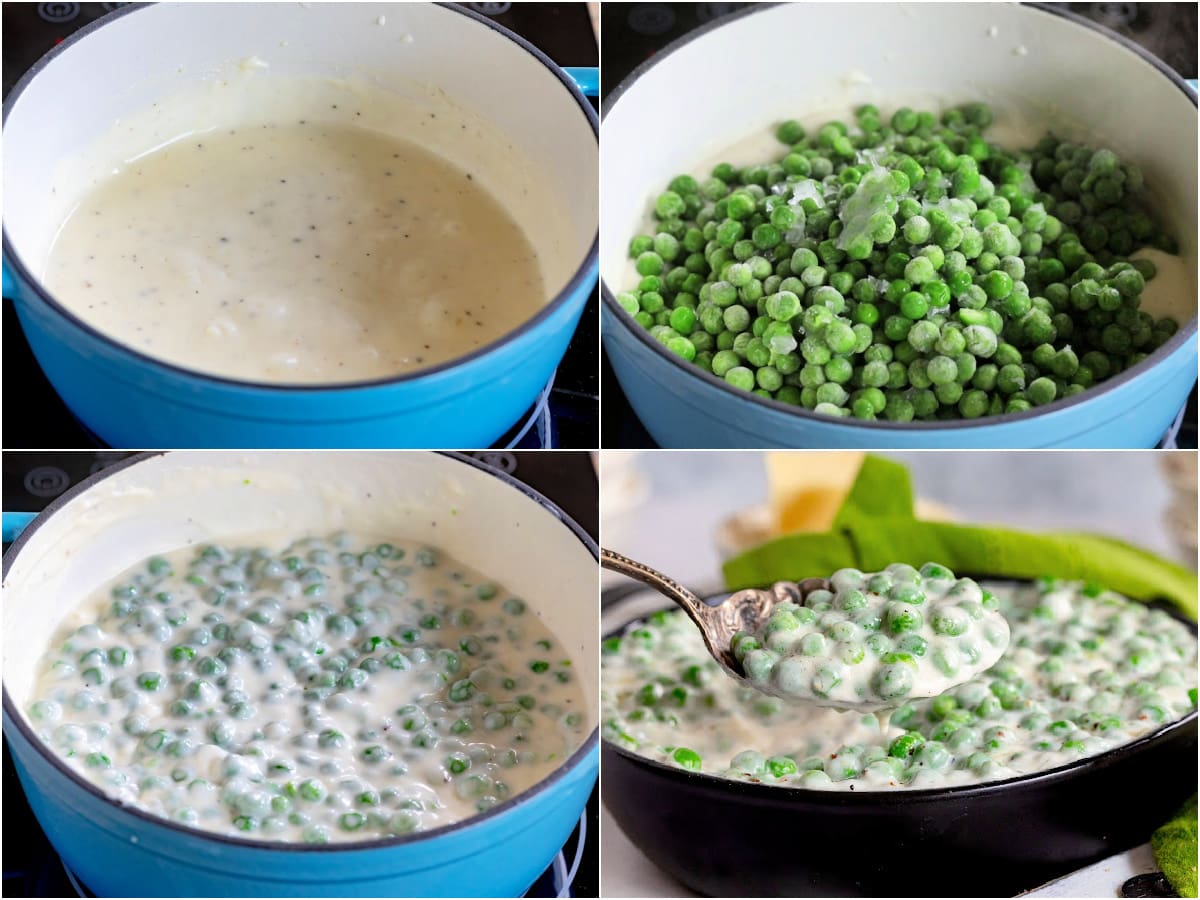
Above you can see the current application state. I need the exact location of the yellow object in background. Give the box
[766,451,865,533]
[717,452,956,561]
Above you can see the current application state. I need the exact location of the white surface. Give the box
[597,835,1163,900]
[599,450,1190,897]
[1023,842,1159,897]
[601,802,698,899]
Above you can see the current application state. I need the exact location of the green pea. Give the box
[888,732,925,759]
[672,747,702,771]
[886,605,923,635]
[137,672,164,692]
[86,751,112,768]
[299,779,325,802]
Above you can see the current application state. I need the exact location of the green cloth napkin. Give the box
[1153,795,1198,898]
[723,454,1198,897]
[723,456,1198,619]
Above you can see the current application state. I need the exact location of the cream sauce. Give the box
[44,123,545,383]
[27,533,586,842]
[1131,248,1195,323]
[603,581,1196,790]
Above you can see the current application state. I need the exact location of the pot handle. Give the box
[563,66,599,97]
[3,511,38,543]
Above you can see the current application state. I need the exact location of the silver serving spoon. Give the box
[603,548,1010,713]
[601,547,848,705]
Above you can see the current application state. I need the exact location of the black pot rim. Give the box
[599,1,1198,433]
[2,450,600,854]
[2,2,599,394]
[600,588,1198,804]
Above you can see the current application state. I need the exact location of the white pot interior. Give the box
[601,2,1196,321]
[2,452,599,733]
[4,2,596,301]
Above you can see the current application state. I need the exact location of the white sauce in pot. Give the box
[1131,247,1195,323]
[43,122,544,384]
[27,533,587,843]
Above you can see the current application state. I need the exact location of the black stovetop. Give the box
[599,1,1198,449]
[2,2,598,450]
[1,449,599,898]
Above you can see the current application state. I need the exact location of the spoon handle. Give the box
[600,548,713,625]
[601,548,769,680]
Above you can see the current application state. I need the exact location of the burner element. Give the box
[470,2,512,16]
[472,451,518,473]
[1095,2,1139,28]
[23,466,71,498]
[37,2,80,23]
[627,4,676,35]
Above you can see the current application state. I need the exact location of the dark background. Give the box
[1,1,599,450]
[600,1,1199,449]
[2,449,600,898]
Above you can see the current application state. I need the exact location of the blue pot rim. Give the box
[2,2,599,394]
[600,594,1197,803]
[2,450,601,854]
[599,1,1198,433]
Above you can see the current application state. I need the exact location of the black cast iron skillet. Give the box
[601,587,1198,897]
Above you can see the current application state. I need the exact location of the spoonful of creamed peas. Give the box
[601,550,1009,712]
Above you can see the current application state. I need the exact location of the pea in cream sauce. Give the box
[28,534,586,842]
[603,580,1196,789]
[43,122,545,383]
